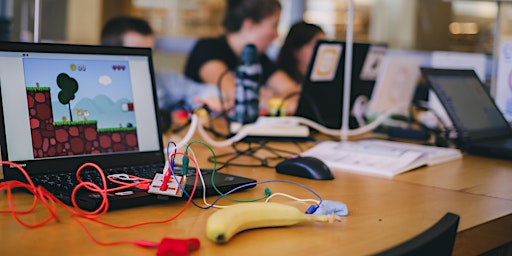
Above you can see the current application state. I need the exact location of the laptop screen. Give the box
[295,40,387,129]
[420,68,511,140]
[0,42,163,175]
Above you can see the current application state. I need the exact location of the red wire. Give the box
[0,163,60,228]
[0,152,201,249]
[82,152,201,230]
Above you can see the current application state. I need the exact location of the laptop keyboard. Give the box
[31,164,211,194]
[31,164,163,193]
[22,164,221,211]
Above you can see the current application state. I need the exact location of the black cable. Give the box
[203,114,232,138]
[211,68,238,138]
[409,103,455,147]
[208,140,304,169]
[216,68,231,118]
[164,100,195,134]
[275,91,301,116]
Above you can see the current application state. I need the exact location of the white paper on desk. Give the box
[429,51,487,128]
[494,40,512,122]
[301,140,462,177]
[301,141,424,177]
[358,139,462,166]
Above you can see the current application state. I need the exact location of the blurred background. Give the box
[0,0,511,87]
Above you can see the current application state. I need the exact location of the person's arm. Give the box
[266,70,301,114]
[156,71,223,112]
[199,63,301,114]
[266,70,300,98]
[199,60,236,109]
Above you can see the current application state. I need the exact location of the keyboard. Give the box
[33,164,216,196]
[31,164,164,194]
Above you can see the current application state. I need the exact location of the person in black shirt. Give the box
[184,0,300,114]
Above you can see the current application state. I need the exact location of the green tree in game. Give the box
[57,73,79,122]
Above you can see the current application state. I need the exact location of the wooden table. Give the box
[1,139,511,256]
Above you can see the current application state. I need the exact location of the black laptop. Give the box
[0,41,256,211]
[420,67,512,160]
[295,40,387,129]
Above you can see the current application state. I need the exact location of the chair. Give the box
[374,212,460,256]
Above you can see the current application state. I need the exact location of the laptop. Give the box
[0,41,256,211]
[295,40,387,129]
[420,67,512,160]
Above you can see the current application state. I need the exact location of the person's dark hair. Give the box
[100,16,173,129]
[277,21,324,84]
[101,16,153,46]
[222,0,281,32]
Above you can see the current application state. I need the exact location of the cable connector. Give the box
[156,237,200,256]
[132,237,200,256]
[264,187,272,196]
[148,173,185,197]
[305,205,319,214]
[182,149,190,176]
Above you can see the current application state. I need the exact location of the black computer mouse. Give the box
[275,156,334,180]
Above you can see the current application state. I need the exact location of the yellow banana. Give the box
[206,202,334,244]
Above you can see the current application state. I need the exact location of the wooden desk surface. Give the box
[1,140,512,256]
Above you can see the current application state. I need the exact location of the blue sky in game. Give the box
[23,58,136,129]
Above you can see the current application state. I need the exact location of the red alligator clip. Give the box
[156,237,200,256]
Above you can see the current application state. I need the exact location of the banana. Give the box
[206,202,335,244]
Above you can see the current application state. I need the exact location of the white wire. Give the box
[165,114,199,157]
[177,114,198,149]
[188,148,229,209]
[190,149,226,209]
[191,102,407,148]
[264,192,320,205]
[167,143,228,209]
[351,95,369,127]
[167,108,406,209]
[290,103,407,137]
[187,147,318,209]
[196,117,268,147]
[187,145,318,209]
[186,148,206,204]
[181,135,323,209]
[166,145,228,209]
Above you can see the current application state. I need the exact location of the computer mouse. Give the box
[275,156,334,180]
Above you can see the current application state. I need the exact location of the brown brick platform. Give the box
[26,88,138,158]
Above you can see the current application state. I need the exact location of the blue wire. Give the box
[163,141,323,211]
[214,179,323,207]
[178,178,323,210]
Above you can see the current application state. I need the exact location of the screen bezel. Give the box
[420,67,512,141]
[0,41,165,178]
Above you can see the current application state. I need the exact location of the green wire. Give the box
[185,139,270,202]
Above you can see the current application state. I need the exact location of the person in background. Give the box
[101,16,222,130]
[277,21,326,85]
[184,0,300,115]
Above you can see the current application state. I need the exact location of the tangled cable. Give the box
[0,159,201,255]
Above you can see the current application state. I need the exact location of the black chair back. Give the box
[374,212,460,256]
